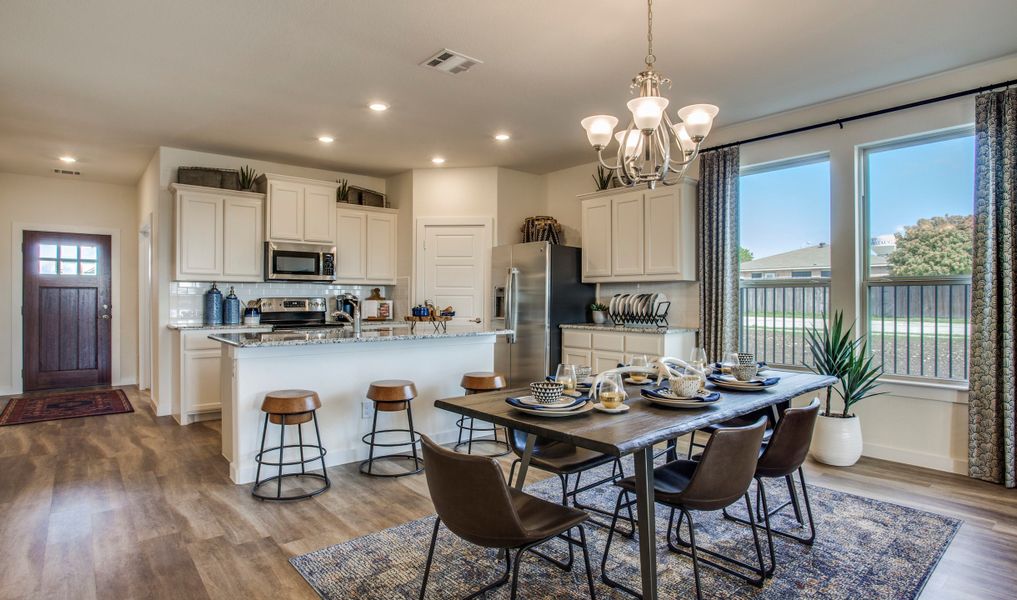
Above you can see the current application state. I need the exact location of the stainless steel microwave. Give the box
[264,242,336,282]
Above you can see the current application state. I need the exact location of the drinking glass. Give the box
[689,347,708,388]
[597,372,626,409]
[722,352,740,374]
[630,355,649,383]
[555,363,577,393]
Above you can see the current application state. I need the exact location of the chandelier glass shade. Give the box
[580,0,718,188]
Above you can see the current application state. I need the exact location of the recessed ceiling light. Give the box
[59,156,77,163]
[368,102,389,112]
[318,135,335,143]
[494,133,511,141]
[431,157,446,165]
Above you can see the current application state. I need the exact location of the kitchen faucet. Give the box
[333,294,362,335]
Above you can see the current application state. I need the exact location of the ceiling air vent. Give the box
[420,48,483,75]
[53,168,81,176]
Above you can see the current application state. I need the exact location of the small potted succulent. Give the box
[238,165,259,191]
[805,311,884,466]
[590,302,610,324]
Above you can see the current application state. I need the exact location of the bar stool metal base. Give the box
[454,416,511,457]
[360,427,424,478]
[252,412,331,501]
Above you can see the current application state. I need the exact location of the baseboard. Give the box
[863,441,968,475]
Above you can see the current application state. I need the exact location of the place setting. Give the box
[505,367,595,417]
[706,351,781,392]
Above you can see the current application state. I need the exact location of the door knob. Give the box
[471,318,482,323]
[100,314,111,320]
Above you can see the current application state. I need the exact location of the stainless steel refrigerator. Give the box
[492,242,595,386]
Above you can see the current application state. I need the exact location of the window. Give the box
[39,243,97,276]
[739,156,831,367]
[863,129,974,381]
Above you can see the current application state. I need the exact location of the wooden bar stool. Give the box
[455,372,510,456]
[360,380,424,477]
[253,389,330,501]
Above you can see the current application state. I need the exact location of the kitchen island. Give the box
[211,325,511,484]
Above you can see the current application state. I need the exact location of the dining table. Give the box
[434,369,838,599]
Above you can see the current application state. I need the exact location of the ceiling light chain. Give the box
[580,0,718,189]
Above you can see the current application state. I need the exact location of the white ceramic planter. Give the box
[810,413,863,467]
[592,311,609,324]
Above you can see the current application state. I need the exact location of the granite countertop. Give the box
[560,323,698,334]
[210,326,513,348]
[167,323,272,331]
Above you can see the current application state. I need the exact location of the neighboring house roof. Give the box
[740,243,889,272]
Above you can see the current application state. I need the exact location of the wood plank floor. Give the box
[0,386,1014,599]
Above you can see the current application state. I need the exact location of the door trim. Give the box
[9,222,124,395]
[413,217,493,325]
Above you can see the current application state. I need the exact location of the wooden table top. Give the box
[434,370,837,457]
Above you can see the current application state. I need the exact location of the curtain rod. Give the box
[702,77,1017,153]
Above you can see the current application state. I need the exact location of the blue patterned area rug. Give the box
[290,461,960,599]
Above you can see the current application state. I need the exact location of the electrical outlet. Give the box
[361,401,375,420]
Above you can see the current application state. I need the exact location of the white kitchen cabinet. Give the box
[366,211,397,282]
[223,197,264,280]
[579,179,697,283]
[335,205,398,284]
[304,185,337,243]
[173,327,270,425]
[260,174,338,245]
[173,184,264,282]
[611,194,644,276]
[336,209,367,280]
[561,327,697,374]
[581,197,613,278]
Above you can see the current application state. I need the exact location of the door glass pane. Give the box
[80,261,97,275]
[39,259,57,274]
[60,245,78,259]
[80,245,97,260]
[39,244,57,258]
[60,260,78,275]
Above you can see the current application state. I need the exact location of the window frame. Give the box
[859,126,975,383]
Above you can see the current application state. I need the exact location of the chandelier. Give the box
[580,0,718,189]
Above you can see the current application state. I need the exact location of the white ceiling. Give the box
[2,0,1016,185]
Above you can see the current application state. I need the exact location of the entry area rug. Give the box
[0,388,133,426]
[290,461,960,599]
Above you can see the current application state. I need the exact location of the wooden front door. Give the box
[22,231,112,391]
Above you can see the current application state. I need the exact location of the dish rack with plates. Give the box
[607,292,670,329]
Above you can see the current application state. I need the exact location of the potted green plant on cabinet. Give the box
[590,302,609,324]
[804,311,884,466]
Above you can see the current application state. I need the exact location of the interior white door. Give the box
[418,224,490,323]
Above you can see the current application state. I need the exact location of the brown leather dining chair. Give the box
[601,417,768,600]
[506,430,636,542]
[418,435,597,600]
[723,398,821,577]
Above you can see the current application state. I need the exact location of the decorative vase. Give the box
[592,310,608,325]
[810,413,863,466]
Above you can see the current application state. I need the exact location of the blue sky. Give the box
[739,134,975,260]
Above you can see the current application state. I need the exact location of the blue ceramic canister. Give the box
[203,283,223,326]
[223,286,242,325]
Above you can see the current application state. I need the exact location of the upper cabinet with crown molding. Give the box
[579,179,697,283]
[257,173,337,245]
[172,183,264,282]
[334,204,397,284]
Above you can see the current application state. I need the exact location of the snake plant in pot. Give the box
[804,311,884,466]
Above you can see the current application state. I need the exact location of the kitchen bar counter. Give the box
[210,325,512,348]
[216,325,509,484]
[167,323,271,331]
[560,323,697,334]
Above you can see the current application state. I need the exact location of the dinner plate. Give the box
[510,402,595,418]
[609,294,619,316]
[624,376,653,385]
[512,395,581,408]
[707,374,780,391]
[642,387,720,401]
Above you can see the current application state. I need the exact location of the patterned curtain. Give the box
[969,87,1017,488]
[697,146,740,361]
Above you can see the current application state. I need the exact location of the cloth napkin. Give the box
[641,388,721,402]
[707,374,781,387]
[505,396,589,411]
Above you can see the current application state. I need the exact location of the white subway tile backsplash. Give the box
[169,281,388,325]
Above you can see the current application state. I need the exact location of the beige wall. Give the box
[544,161,599,247]
[0,172,138,394]
[496,168,545,245]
